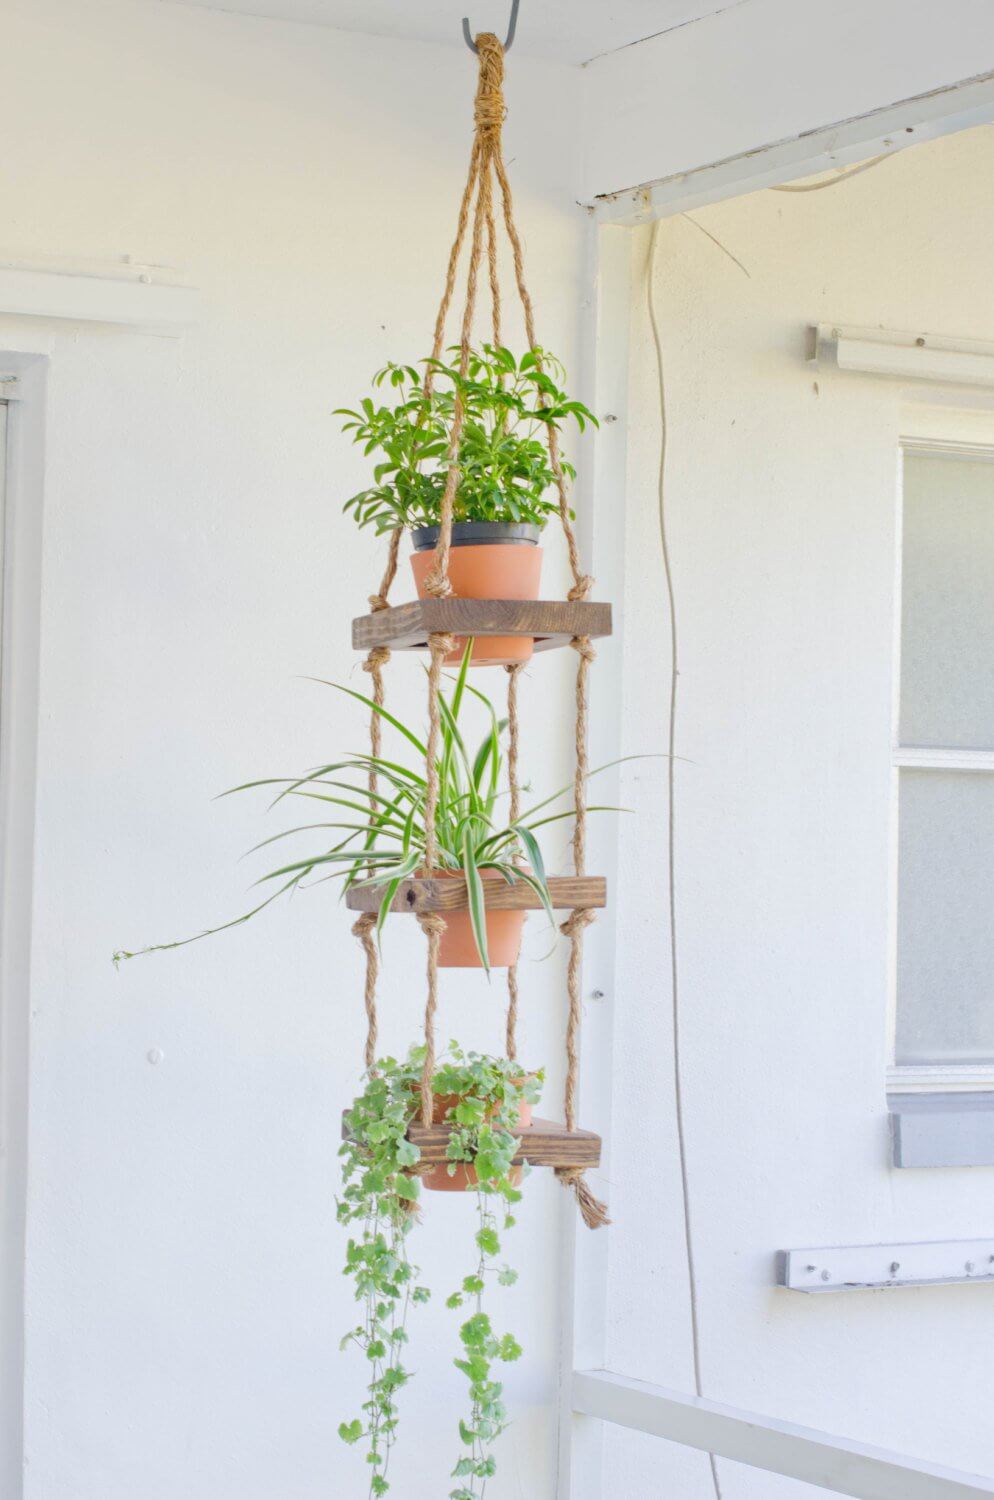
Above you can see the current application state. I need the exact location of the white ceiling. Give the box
[158,0,739,65]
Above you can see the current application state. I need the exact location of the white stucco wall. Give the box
[0,2,584,1496]
[604,123,994,1494]
[7,2,994,1498]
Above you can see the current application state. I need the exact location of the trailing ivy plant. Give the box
[338,1046,541,1499]
[435,1048,541,1498]
[338,1053,431,1496]
[335,344,596,536]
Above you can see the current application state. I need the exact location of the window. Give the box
[893,445,994,1087]
[0,398,6,703]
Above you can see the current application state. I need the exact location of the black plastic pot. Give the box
[411,521,541,552]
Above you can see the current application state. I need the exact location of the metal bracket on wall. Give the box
[0,263,199,333]
[779,1239,994,1292]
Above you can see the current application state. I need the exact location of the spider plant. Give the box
[114,644,622,973]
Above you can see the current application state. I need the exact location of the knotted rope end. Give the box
[556,1167,611,1230]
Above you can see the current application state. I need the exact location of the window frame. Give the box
[889,433,994,1095]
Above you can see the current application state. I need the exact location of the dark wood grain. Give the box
[352,598,612,653]
[344,875,606,914]
[341,1112,602,1170]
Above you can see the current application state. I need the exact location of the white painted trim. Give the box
[572,1369,994,1500]
[894,747,994,772]
[0,351,45,1500]
[555,221,633,1500]
[889,1065,994,1095]
[0,265,199,331]
[884,446,904,1099]
[900,437,994,462]
[592,68,994,225]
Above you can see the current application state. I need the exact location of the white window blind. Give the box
[895,449,994,1073]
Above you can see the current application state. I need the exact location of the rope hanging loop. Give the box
[472,32,507,135]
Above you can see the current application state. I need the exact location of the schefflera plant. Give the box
[336,344,595,535]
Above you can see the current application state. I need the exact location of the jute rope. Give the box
[416,35,506,1120]
[349,122,480,1064]
[417,911,447,1125]
[504,662,524,1060]
[418,632,455,1123]
[562,640,596,1124]
[554,635,609,1228]
[351,35,607,1222]
[489,150,593,604]
[352,620,393,1071]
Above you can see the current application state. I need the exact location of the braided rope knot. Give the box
[422,573,456,599]
[569,635,597,666]
[474,92,506,131]
[351,912,376,939]
[567,576,595,602]
[426,631,457,658]
[473,33,506,135]
[560,906,595,941]
[416,911,448,939]
[362,645,391,672]
[368,593,390,612]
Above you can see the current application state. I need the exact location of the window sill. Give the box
[889,1091,994,1167]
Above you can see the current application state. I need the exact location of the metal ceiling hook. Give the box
[462,0,520,53]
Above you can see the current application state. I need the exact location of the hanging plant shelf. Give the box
[341,1113,602,1172]
[344,874,606,916]
[352,597,612,655]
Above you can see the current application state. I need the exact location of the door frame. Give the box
[0,351,46,1500]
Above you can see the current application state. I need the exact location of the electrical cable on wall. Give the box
[770,150,898,192]
[646,218,723,1500]
[640,146,903,1499]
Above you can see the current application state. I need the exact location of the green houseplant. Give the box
[115,646,617,973]
[339,1045,540,1499]
[336,344,596,665]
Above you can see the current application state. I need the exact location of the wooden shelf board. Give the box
[352,598,612,653]
[341,1113,602,1170]
[345,874,606,915]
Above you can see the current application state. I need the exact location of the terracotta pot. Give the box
[409,522,542,667]
[428,870,525,969]
[420,1087,533,1194]
[427,1088,534,1129]
[423,1161,525,1193]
